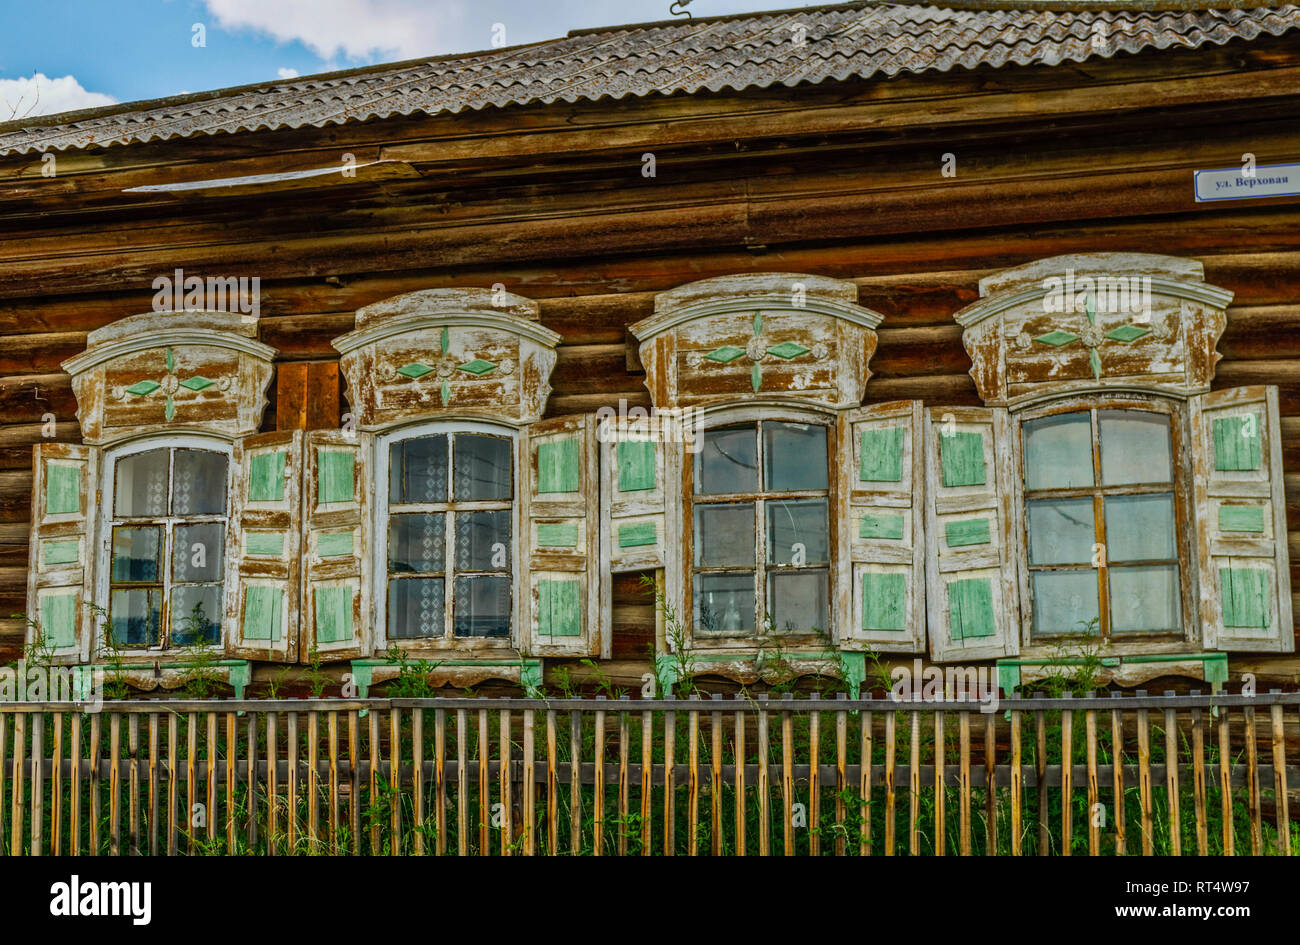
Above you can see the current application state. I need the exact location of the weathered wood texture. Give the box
[0,692,1294,855]
[3,36,1300,669]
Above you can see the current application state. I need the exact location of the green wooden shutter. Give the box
[838,402,927,653]
[923,406,1020,662]
[599,417,671,575]
[1194,386,1293,653]
[27,442,100,663]
[526,415,600,657]
[226,431,303,662]
[300,429,373,661]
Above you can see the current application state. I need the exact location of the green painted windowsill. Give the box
[83,659,251,700]
[996,652,1229,699]
[655,651,867,698]
[350,658,543,704]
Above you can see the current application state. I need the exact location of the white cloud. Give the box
[203,0,460,61]
[277,67,300,79]
[0,73,116,120]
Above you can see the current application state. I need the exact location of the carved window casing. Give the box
[623,273,905,676]
[30,311,277,668]
[947,253,1293,663]
[333,288,595,666]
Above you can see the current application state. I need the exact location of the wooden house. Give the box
[2,0,1300,699]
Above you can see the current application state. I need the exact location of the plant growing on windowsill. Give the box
[87,601,131,699]
[754,613,800,693]
[1025,617,1110,698]
[264,664,293,700]
[175,600,223,699]
[383,644,441,698]
[638,573,696,698]
[304,644,330,699]
[9,611,56,673]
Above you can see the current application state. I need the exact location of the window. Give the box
[689,419,832,636]
[104,442,230,649]
[1020,404,1186,640]
[380,425,515,642]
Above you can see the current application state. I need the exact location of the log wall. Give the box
[2,34,1299,682]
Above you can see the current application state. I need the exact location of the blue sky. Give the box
[0,0,797,119]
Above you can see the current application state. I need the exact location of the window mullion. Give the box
[443,508,455,640]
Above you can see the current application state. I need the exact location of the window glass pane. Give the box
[763,422,828,492]
[1100,411,1171,485]
[1030,570,1100,636]
[1023,413,1093,490]
[387,577,444,639]
[694,573,755,634]
[109,588,161,647]
[111,526,162,582]
[1105,494,1176,562]
[766,499,829,566]
[453,434,512,501]
[1109,564,1182,634]
[170,584,222,646]
[455,510,511,572]
[172,523,225,582]
[693,503,755,568]
[114,449,169,517]
[389,435,447,505]
[172,449,228,515]
[1027,498,1095,565]
[767,569,829,633]
[388,513,445,574]
[453,575,511,637]
[695,425,757,495]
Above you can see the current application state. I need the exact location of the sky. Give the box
[0,0,803,120]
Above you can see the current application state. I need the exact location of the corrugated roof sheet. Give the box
[3,1,1298,155]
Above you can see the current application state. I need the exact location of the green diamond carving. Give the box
[397,362,433,379]
[456,359,497,376]
[1106,325,1150,343]
[1034,330,1079,347]
[125,380,161,396]
[704,346,746,364]
[766,341,810,360]
[164,395,176,422]
[180,376,214,391]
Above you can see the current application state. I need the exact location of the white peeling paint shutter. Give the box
[301,429,373,662]
[598,416,670,573]
[836,401,926,653]
[1192,386,1294,653]
[27,442,100,664]
[923,406,1021,662]
[226,430,303,662]
[524,415,601,657]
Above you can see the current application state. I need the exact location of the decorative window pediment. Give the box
[630,273,883,411]
[953,253,1233,406]
[333,288,562,430]
[61,310,277,444]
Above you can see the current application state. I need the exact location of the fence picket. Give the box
[0,694,1292,857]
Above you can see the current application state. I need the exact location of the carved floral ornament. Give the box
[332,288,562,430]
[60,310,276,445]
[630,273,883,412]
[953,253,1233,407]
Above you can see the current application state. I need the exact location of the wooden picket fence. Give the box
[0,691,1296,855]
